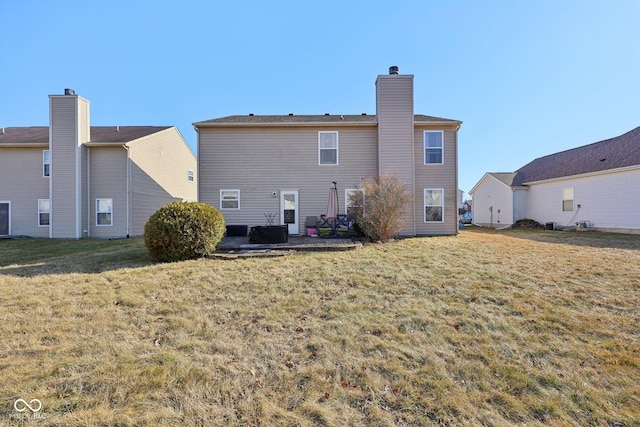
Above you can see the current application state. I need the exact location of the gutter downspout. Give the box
[87,147,91,237]
[125,145,131,238]
[194,125,200,205]
[48,121,53,239]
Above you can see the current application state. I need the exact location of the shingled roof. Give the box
[512,126,640,186]
[193,113,461,127]
[0,126,172,146]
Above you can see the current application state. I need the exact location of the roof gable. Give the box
[488,172,518,187]
[88,126,171,144]
[469,172,516,195]
[513,126,640,185]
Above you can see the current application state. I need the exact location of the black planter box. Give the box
[249,225,288,244]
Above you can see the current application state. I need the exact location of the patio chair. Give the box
[305,216,319,237]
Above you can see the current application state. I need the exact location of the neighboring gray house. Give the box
[0,90,197,238]
[194,67,462,236]
[470,126,640,233]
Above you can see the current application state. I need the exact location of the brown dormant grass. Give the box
[0,229,638,426]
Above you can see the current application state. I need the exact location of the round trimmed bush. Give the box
[144,201,226,262]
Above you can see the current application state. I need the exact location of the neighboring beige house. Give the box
[469,126,640,233]
[0,89,197,239]
[194,67,462,236]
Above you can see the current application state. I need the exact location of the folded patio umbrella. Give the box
[326,182,337,219]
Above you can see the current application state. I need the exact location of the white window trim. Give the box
[188,170,194,182]
[318,131,339,166]
[96,198,113,227]
[424,131,444,165]
[424,188,445,222]
[38,199,50,227]
[345,188,365,216]
[220,189,240,210]
[562,187,574,212]
[43,150,50,178]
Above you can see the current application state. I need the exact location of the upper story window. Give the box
[188,170,194,181]
[562,187,574,211]
[319,132,338,165]
[424,131,444,164]
[96,198,113,226]
[221,190,240,210]
[424,188,444,222]
[38,199,50,226]
[43,150,50,177]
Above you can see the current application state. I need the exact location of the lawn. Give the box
[0,229,638,426]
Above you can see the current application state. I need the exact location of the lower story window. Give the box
[38,199,50,226]
[96,198,113,226]
[345,189,364,220]
[562,187,574,211]
[220,190,240,209]
[424,188,444,222]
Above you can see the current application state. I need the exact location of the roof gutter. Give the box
[193,120,461,129]
[83,142,128,147]
[192,121,377,129]
[521,164,640,186]
[0,143,49,148]
[414,120,463,127]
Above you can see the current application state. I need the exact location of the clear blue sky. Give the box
[1,1,638,197]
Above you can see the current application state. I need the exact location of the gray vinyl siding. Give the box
[128,127,197,236]
[375,74,415,235]
[198,126,378,232]
[89,147,128,238]
[414,126,459,235]
[0,147,49,237]
[50,96,80,238]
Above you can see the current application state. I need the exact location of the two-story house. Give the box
[0,89,197,239]
[194,67,462,236]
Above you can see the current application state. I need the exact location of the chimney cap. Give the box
[64,88,76,96]
[389,66,399,75]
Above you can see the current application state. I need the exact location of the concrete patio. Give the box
[214,234,362,258]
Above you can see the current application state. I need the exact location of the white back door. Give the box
[280,191,299,234]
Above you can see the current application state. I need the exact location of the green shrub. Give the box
[144,201,226,262]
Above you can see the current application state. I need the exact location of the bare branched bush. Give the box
[348,174,411,241]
